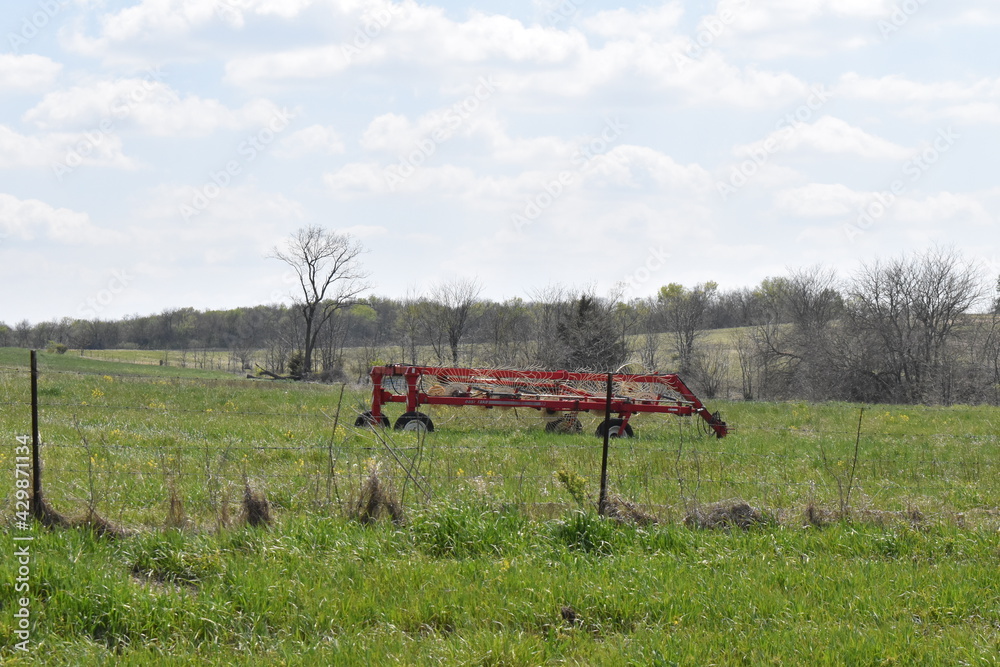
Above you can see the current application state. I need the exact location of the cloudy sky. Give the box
[2,0,998,323]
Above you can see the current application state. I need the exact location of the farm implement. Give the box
[355,364,728,438]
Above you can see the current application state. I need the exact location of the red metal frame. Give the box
[366,364,728,437]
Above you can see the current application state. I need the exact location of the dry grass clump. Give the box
[29,491,129,537]
[805,503,840,527]
[79,507,132,539]
[218,487,232,529]
[560,605,582,626]
[685,500,772,530]
[240,484,272,528]
[30,494,130,538]
[350,464,404,525]
[603,495,658,526]
[165,486,190,529]
[30,492,71,528]
[855,507,927,529]
[804,503,928,529]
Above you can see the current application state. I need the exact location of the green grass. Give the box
[2,347,1000,663]
[3,515,1000,664]
[0,348,235,380]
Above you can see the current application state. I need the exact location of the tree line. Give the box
[4,235,999,406]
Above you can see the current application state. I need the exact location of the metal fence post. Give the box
[29,350,43,515]
[599,372,611,515]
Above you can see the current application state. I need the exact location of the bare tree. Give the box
[727,268,844,400]
[846,246,985,403]
[14,320,32,347]
[481,297,530,366]
[528,285,571,369]
[395,292,424,365]
[994,275,1000,314]
[772,267,843,399]
[346,303,390,382]
[613,293,642,366]
[421,278,483,365]
[268,226,369,376]
[692,343,731,399]
[262,307,298,375]
[635,296,662,371]
[418,299,448,364]
[658,282,718,376]
[966,311,1000,404]
[734,329,758,400]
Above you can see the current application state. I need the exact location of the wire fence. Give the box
[3,356,1000,531]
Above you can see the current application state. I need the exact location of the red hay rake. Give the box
[356,364,728,438]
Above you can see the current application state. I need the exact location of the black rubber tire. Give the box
[354,411,389,428]
[545,416,582,434]
[394,411,434,432]
[595,418,634,438]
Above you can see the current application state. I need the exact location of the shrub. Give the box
[287,350,305,378]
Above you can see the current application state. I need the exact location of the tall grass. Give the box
[3,514,1000,664]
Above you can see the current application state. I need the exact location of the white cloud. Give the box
[776,186,996,234]
[217,0,820,113]
[580,3,684,39]
[63,0,325,56]
[725,0,896,28]
[423,12,585,65]
[672,57,809,107]
[226,4,587,86]
[359,102,501,157]
[225,45,352,85]
[323,162,389,195]
[139,181,305,231]
[950,6,1000,26]
[0,193,106,244]
[680,0,897,60]
[735,116,911,160]
[935,103,1000,125]
[0,125,136,170]
[838,73,1000,104]
[0,54,62,92]
[477,120,574,165]
[322,91,713,203]
[837,74,1000,125]
[24,77,285,136]
[323,139,713,212]
[360,113,419,153]
[326,162,489,197]
[273,124,345,158]
[341,224,389,238]
[600,145,714,194]
[894,192,995,227]
[774,183,867,217]
[225,7,809,110]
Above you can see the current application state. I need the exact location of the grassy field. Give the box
[2,347,1000,664]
